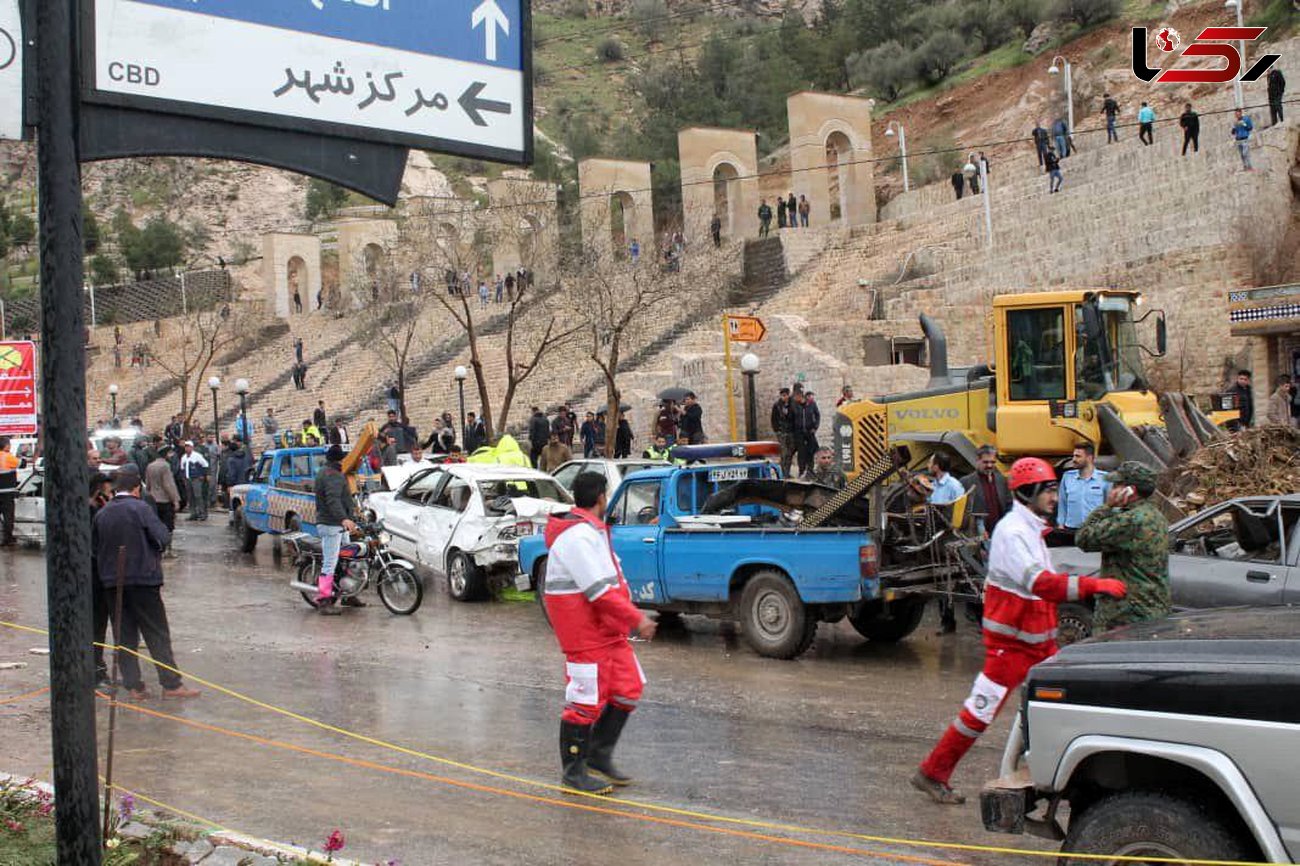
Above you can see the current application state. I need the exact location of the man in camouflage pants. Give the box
[1075,462,1171,631]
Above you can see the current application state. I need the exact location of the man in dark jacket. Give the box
[379,410,407,452]
[465,412,488,453]
[1031,120,1050,165]
[529,407,552,468]
[313,444,359,615]
[680,393,705,445]
[313,401,328,431]
[1228,370,1255,429]
[93,467,199,699]
[1268,66,1286,126]
[770,388,794,477]
[790,389,820,476]
[1179,103,1200,155]
[960,445,1010,539]
[88,473,114,684]
[130,436,153,477]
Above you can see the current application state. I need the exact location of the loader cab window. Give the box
[1006,307,1067,401]
[1076,296,1149,397]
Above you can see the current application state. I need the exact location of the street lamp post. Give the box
[963,153,993,250]
[454,365,468,447]
[108,383,118,423]
[884,122,909,193]
[208,376,220,438]
[1048,56,1074,143]
[235,378,250,443]
[740,353,760,441]
[1226,0,1245,109]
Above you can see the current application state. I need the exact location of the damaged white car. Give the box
[9,468,45,547]
[368,464,572,601]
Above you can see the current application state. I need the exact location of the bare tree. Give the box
[148,304,246,425]
[348,251,426,422]
[399,183,580,437]
[567,216,728,449]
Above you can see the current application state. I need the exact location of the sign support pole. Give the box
[37,1,101,862]
[722,315,738,442]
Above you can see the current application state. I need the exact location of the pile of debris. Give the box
[1159,425,1300,512]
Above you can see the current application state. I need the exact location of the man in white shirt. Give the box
[542,472,657,795]
[179,441,210,521]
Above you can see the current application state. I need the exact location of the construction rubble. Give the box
[1159,425,1300,513]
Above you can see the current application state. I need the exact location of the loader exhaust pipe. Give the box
[919,314,949,387]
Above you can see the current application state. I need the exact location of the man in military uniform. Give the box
[1074,461,1171,631]
[801,447,847,490]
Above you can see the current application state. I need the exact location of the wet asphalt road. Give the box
[0,520,1053,865]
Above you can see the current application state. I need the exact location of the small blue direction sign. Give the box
[84,0,532,162]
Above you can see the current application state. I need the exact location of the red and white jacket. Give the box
[983,501,1088,655]
[542,509,644,655]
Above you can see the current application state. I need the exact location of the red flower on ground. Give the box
[324,828,346,855]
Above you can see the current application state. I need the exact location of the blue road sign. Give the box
[86,0,533,163]
[127,0,523,70]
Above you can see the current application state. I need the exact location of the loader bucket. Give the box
[1095,403,1169,472]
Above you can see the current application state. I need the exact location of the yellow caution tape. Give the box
[2,618,1291,866]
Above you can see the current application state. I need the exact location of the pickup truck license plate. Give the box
[708,467,750,482]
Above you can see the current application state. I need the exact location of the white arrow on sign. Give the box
[471,0,509,62]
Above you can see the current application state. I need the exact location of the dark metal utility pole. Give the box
[37,0,102,862]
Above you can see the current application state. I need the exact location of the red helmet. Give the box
[1008,457,1057,490]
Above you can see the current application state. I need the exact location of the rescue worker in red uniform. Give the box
[912,457,1127,804]
[543,472,658,795]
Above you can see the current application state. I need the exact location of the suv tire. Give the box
[1061,790,1254,865]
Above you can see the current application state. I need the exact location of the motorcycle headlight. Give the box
[379,531,393,546]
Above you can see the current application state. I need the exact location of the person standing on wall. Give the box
[1179,103,1200,155]
[1268,66,1286,126]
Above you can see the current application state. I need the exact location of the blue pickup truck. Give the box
[229,446,380,553]
[518,461,924,659]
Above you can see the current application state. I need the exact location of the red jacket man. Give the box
[913,457,1126,804]
[543,472,657,795]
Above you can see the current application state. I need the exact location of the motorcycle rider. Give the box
[912,457,1127,804]
[313,444,360,616]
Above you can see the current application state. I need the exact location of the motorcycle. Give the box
[284,521,424,615]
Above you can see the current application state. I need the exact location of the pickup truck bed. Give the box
[520,462,927,659]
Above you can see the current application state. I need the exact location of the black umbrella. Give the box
[657,386,691,403]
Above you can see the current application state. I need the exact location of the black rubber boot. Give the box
[560,721,613,795]
[587,707,633,786]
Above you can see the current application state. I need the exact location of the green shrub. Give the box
[305,179,349,221]
[847,41,917,101]
[914,31,968,83]
[630,0,670,41]
[90,254,120,287]
[596,37,626,62]
[8,213,34,249]
[1052,0,1121,27]
[1003,0,1047,36]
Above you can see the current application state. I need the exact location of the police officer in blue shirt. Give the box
[1056,442,1110,537]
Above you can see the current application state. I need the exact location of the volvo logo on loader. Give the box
[893,408,961,421]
